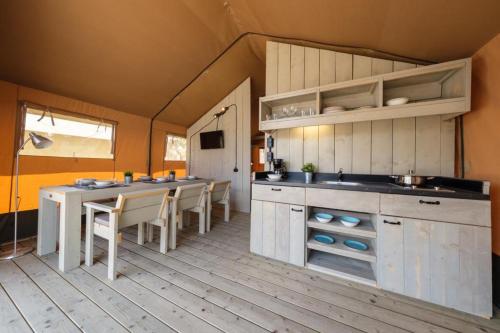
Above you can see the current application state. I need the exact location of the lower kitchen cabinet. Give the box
[250,199,305,266]
[378,215,492,317]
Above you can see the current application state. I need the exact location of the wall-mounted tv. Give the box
[200,130,224,149]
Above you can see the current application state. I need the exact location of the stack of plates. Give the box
[322,106,345,114]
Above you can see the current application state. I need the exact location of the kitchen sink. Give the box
[318,181,363,186]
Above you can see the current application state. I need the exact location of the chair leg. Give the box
[108,235,118,280]
[206,202,211,232]
[224,202,230,223]
[178,211,183,230]
[138,222,145,245]
[170,213,177,250]
[147,223,154,242]
[199,208,205,234]
[85,207,94,267]
[160,225,168,254]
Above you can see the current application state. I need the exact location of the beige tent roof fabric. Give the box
[1,0,499,131]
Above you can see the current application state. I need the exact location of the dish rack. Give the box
[306,206,377,286]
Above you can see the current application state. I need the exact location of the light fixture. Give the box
[0,132,53,260]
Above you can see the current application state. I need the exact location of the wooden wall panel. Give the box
[319,50,336,85]
[416,116,442,175]
[263,41,455,177]
[304,47,320,88]
[303,126,319,168]
[334,123,353,172]
[289,127,304,172]
[265,42,278,95]
[318,125,335,172]
[335,52,353,82]
[352,121,372,174]
[277,43,291,93]
[393,118,416,174]
[371,120,393,174]
[290,45,305,91]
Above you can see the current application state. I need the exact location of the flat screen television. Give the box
[200,130,224,149]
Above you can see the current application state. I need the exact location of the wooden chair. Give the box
[206,180,231,232]
[84,188,169,280]
[169,183,207,250]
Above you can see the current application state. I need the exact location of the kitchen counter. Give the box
[253,172,489,200]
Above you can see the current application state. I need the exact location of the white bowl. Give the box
[340,216,361,227]
[267,174,282,181]
[156,177,168,182]
[323,106,345,113]
[187,175,197,180]
[314,213,334,223]
[75,178,96,186]
[94,180,114,186]
[386,97,409,106]
[139,175,153,181]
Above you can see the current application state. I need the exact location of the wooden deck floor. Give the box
[1,211,500,333]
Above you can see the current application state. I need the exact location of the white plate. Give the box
[323,106,345,113]
[75,178,96,186]
[386,97,409,106]
[90,183,117,189]
[94,180,114,186]
[354,105,375,110]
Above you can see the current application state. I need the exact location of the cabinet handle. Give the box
[291,208,303,212]
[419,199,440,205]
[383,220,401,225]
[271,188,282,191]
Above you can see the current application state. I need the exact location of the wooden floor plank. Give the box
[0,260,80,333]
[0,283,32,333]
[173,234,452,333]
[82,260,223,333]
[86,244,267,333]
[112,236,361,332]
[41,254,174,333]
[14,254,127,333]
[91,238,314,333]
[141,221,500,333]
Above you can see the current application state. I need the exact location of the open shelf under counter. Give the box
[308,219,376,239]
[307,231,376,263]
[307,250,376,287]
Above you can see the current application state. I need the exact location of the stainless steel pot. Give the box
[390,170,434,186]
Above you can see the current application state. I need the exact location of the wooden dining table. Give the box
[37,179,209,272]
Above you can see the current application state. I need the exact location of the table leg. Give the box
[58,193,82,272]
[37,196,58,256]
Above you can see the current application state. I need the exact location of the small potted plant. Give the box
[168,170,176,181]
[124,170,133,185]
[301,163,315,183]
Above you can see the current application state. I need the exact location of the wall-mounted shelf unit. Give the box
[259,58,470,131]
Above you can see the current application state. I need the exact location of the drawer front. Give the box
[306,188,380,214]
[380,194,491,227]
[252,184,305,205]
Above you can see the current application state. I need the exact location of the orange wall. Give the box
[0,80,186,213]
[465,33,500,254]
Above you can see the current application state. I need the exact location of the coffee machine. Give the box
[272,158,287,177]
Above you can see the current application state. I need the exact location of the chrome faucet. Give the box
[337,168,344,181]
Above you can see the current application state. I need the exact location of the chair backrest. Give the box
[174,183,207,211]
[209,180,231,202]
[116,188,169,228]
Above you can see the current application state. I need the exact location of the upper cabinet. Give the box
[259,58,470,131]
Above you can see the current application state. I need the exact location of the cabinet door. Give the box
[289,205,305,266]
[403,218,431,300]
[262,201,276,258]
[275,203,290,262]
[401,217,491,317]
[250,200,263,255]
[377,215,404,293]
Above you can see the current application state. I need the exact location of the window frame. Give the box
[164,133,187,162]
[17,101,118,160]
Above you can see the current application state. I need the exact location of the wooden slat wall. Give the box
[264,41,455,176]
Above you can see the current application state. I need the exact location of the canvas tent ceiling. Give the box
[0,0,499,129]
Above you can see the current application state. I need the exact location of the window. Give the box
[165,134,186,161]
[20,105,115,159]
